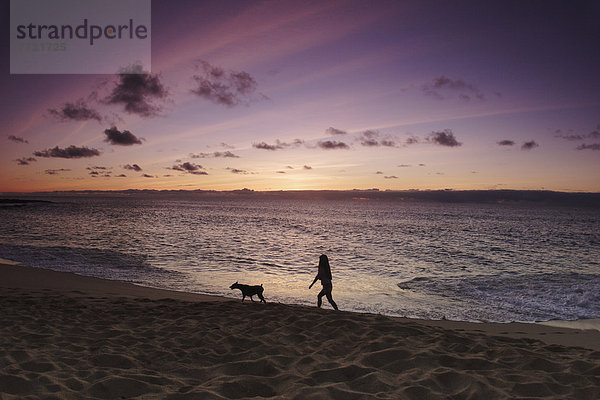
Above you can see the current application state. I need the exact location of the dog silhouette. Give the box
[230,282,266,303]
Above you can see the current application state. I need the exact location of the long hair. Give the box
[318,254,332,280]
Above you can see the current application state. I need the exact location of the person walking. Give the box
[309,254,339,310]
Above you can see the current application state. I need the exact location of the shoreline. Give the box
[1,261,599,351]
[2,262,599,399]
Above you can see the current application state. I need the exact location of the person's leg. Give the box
[325,290,338,310]
[322,283,338,310]
[317,287,325,308]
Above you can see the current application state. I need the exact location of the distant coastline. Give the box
[0,198,53,207]
[2,189,599,207]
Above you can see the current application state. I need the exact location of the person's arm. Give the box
[309,273,319,289]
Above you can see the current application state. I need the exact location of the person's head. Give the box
[319,254,329,265]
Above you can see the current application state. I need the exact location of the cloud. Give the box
[228,168,248,174]
[45,168,71,175]
[555,133,584,141]
[252,139,303,151]
[555,125,600,141]
[15,157,36,165]
[214,151,239,158]
[422,76,485,101]
[357,130,396,147]
[276,171,286,174]
[405,136,420,145]
[576,143,600,151]
[142,174,155,178]
[170,162,208,175]
[375,171,383,174]
[87,166,110,171]
[521,140,539,150]
[589,127,600,138]
[191,60,260,107]
[317,140,349,150]
[117,174,127,177]
[253,142,280,151]
[8,135,29,144]
[123,164,142,172]
[48,100,102,122]
[427,129,462,147]
[398,164,411,167]
[190,151,239,158]
[303,165,312,170]
[103,126,143,146]
[104,66,168,117]
[384,175,398,179]
[497,140,515,146]
[33,145,101,158]
[325,127,347,136]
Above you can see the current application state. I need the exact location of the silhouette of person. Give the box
[309,254,339,310]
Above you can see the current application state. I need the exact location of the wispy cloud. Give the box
[427,129,462,147]
[521,140,539,150]
[88,168,111,178]
[104,126,143,146]
[303,165,312,170]
[169,162,208,175]
[190,151,239,158]
[422,76,486,101]
[253,139,304,151]
[227,167,252,174]
[48,99,102,122]
[8,135,29,144]
[555,125,600,151]
[576,143,600,151]
[104,65,168,117]
[497,140,515,146]
[357,130,396,147]
[191,60,262,107]
[555,125,600,141]
[317,140,349,150]
[33,145,101,158]
[15,157,36,165]
[325,127,347,136]
[405,136,420,145]
[45,168,71,175]
[384,175,398,179]
[123,164,142,172]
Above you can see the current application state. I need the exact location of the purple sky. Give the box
[2,0,599,192]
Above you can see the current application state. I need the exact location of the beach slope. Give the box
[1,263,599,399]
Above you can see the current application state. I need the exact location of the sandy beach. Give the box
[1,262,599,399]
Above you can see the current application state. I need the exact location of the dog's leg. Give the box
[250,295,255,303]
[241,294,245,303]
[258,293,266,303]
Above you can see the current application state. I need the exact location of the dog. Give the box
[229,282,266,303]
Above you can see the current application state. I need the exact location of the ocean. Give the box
[1,194,599,324]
